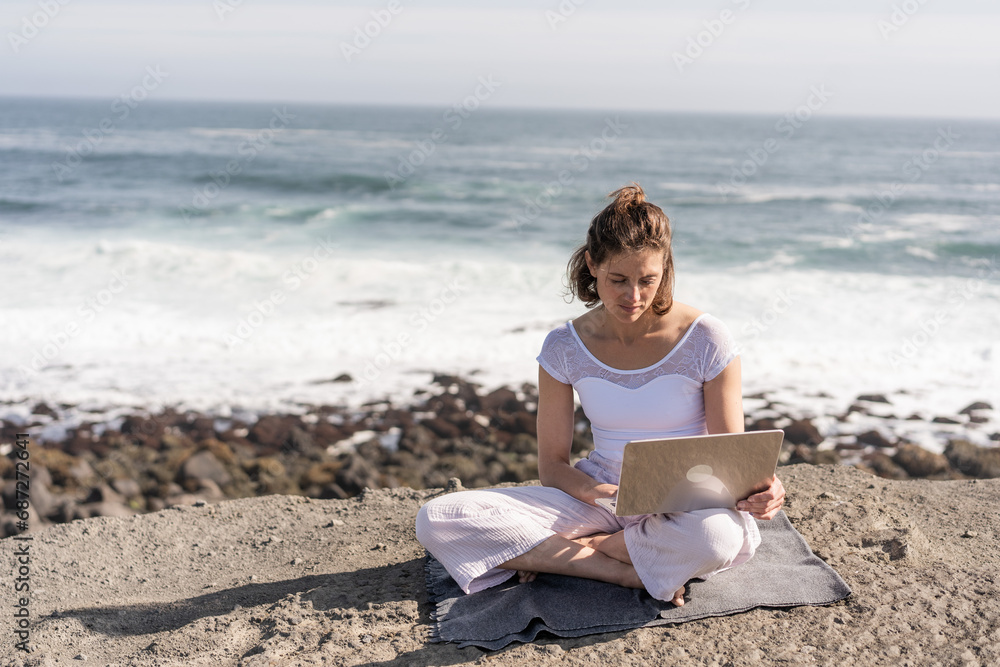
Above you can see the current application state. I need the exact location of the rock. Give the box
[180,450,232,488]
[288,426,315,453]
[787,445,840,466]
[857,394,891,404]
[571,430,592,454]
[843,403,870,417]
[311,421,345,447]
[420,417,461,440]
[434,455,486,486]
[481,387,520,413]
[932,416,962,424]
[892,444,951,478]
[32,402,58,418]
[945,439,1000,478]
[120,415,167,446]
[783,419,823,446]
[508,433,538,455]
[111,478,143,498]
[747,417,778,431]
[334,373,352,382]
[859,452,908,480]
[303,462,342,488]
[959,401,992,414]
[507,411,537,437]
[82,501,136,519]
[856,430,894,449]
[84,484,124,505]
[249,415,298,451]
[245,457,298,495]
[335,453,381,497]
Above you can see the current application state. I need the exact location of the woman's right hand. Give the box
[588,482,619,506]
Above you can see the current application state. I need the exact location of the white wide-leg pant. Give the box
[415,451,760,602]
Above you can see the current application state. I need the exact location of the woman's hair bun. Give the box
[609,182,646,215]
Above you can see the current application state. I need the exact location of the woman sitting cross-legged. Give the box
[416,183,785,605]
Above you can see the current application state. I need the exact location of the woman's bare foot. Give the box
[500,535,644,592]
[516,570,537,583]
[672,585,685,606]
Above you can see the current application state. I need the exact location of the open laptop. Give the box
[594,430,784,516]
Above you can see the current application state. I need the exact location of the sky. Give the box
[1,0,998,118]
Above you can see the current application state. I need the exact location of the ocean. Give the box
[1,97,998,450]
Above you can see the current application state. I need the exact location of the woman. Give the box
[416,183,785,606]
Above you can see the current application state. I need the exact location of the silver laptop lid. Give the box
[610,429,784,516]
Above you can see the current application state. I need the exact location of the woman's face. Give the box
[586,248,665,323]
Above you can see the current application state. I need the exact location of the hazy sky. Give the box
[2,0,998,118]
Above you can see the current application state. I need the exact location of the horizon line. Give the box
[1,93,996,124]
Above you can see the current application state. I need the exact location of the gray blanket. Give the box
[425,511,851,650]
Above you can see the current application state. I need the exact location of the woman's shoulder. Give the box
[670,302,705,327]
[539,319,576,350]
[672,303,734,347]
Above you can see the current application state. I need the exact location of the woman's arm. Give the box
[536,365,617,506]
[704,356,785,520]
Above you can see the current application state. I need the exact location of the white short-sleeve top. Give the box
[535,313,738,462]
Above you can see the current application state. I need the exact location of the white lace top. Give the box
[535,313,738,462]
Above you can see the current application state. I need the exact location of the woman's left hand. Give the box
[736,475,785,520]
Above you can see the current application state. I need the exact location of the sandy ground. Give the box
[2,463,999,667]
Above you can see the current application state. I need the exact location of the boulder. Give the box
[111,478,143,498]
[783,419,823,446]
[856,430,894,449]
[857,394,890,404]
[335,453,381,497]
[945,439,1000,478]
[180,450,232,488]
[249,415,299,450]
[420,417,461,440]
[481,387,520,413]
[859,452,909,480]
[892,444,951,478]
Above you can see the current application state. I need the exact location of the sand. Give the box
[3,463,999,666]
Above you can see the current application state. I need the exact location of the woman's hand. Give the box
[736,475,785,520]
[588,482,618,506]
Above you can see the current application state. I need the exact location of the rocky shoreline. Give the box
[2,375,997,538]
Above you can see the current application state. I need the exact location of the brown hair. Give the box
[566,182,674,315]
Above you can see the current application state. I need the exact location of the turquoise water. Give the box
[1,97,997,443]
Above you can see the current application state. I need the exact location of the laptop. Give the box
[594,430,784,516]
